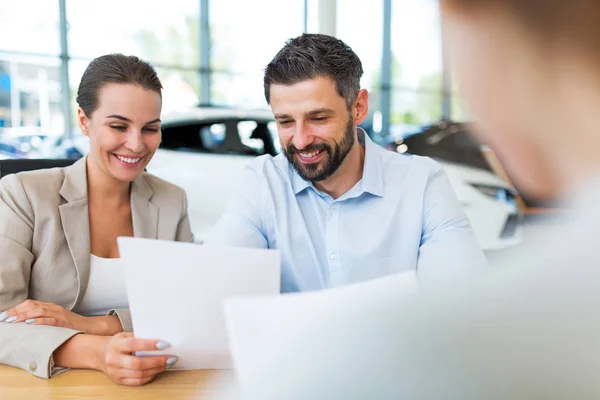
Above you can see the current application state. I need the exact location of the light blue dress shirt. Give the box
[206,129,486,293]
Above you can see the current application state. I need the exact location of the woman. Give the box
[0,54,193,386]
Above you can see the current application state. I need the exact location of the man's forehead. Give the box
[270,79,345,117]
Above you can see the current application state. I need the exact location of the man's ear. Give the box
[353,89,369,125]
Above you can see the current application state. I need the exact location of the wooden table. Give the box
[0,365,237,399]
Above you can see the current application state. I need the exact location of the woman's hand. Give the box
[54,333,178,386]
[1,299,122,335]
[99,332,178,386]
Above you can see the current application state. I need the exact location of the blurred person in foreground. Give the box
[224,1,600,399]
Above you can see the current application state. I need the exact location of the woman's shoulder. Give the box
[0,166,68,202]
[138,172,188,205]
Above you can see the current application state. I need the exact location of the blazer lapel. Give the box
[131,174,158,239]
[58,157,91,309]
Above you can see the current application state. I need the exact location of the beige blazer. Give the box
[0,156,193,378]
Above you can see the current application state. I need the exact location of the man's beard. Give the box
[284,117,355,182]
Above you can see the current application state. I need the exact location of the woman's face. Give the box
[441,3,561,201]
[78,83,162,183]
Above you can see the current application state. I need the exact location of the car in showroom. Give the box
[0,127,83,160]
[390,121,552,210]
[146,107,521,250]
[146,107,279,243]
[367,121,522,250]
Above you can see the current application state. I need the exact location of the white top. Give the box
[77,255,128,316]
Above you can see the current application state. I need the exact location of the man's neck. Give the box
[313,140,365,200]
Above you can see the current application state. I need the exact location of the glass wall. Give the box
[0,0,462,158]
[0,2,62,133]
[0,2,60,55]
[391,0,443,128]
[337,0,384,135]
[210,0,304,108]
[67,0,201,113]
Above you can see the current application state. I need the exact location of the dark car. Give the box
[390,121,553,210]
[388,121,492,171]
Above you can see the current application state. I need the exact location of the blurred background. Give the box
[1,0,551,255]
[0,0,458,150]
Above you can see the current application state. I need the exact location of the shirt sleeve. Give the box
[416,162,488,290]
[0,174,82,379]
[204,164,269,249]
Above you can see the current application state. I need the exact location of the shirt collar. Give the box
[359,127,385,197]
[290,127,385,198]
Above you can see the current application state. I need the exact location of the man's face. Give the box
[270,76,357,182]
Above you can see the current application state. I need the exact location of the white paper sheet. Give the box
[117,237,280,370]
[224,271,419,394]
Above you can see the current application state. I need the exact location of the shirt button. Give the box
[29,361,37,372]
[330,204,338,210]
[329,253,337,260]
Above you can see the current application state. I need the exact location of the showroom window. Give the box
[390,0,443,128]
[210,0,305,108]
[337,0,384,135]
[67,0,201,113]
[0,0,459,159]
[0,2,63,134]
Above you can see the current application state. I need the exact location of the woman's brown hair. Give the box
[76,54,162,117]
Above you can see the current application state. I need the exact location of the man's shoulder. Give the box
[379,147,443,179]
[245,153,292,181]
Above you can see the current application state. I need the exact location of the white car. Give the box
[148,107,520,250]
[148,107,279,243]
[441,162,521,250]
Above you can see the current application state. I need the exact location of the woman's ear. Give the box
[77,107,90,136]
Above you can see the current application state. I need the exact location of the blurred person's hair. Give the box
[263,34,364,109]
[76,54,162,117]
[442,0,600,66]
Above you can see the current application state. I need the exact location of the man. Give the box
[206,34,486,293]
[222,2,600,399]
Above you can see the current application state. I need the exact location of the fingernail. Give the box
[5,316,17,323]
[155,341,171,350]
[0,312,7,322]
[166,356,178,367]
[25,319,36,324]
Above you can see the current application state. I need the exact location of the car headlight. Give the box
[470,184,518,211]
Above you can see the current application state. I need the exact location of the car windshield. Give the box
[161,118,280,157]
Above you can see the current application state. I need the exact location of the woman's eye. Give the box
[143,127,159,133]
[110,125,127,132]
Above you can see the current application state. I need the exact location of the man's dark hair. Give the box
[264,34,364,109]
[76,54,162,117]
